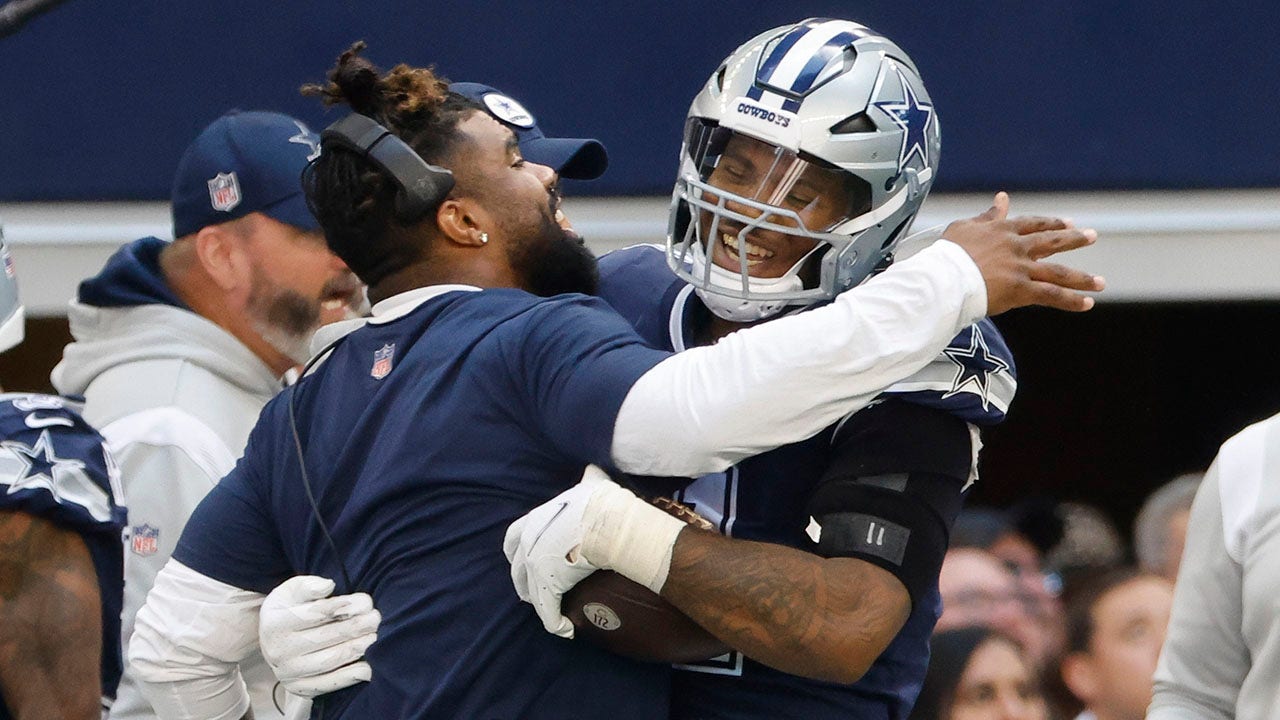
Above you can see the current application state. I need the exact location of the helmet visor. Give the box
[669,120,872,300]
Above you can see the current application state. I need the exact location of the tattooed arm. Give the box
[660,401,974,683]
[0,509,103,720]
[663,532,908,683]
[505,403,973,683]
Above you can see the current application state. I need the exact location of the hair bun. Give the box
[332,43,385,116]
[302,41,386,118]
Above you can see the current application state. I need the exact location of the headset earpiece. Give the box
[319,114,455,223]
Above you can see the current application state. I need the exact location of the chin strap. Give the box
[694,285,790,322]
[687,240,807,322]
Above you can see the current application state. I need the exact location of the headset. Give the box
[318,113,456,223]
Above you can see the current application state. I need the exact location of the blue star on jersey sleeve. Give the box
[0,395,125,533]
[941,323,1014,411]
[881,320,1017,426]
[3,429,95,509]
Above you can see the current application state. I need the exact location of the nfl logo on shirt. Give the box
[131,524,159,557]
[207,172,242,212]
[371,343,395,379]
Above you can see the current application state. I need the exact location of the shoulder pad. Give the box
[881,320,1016,425]
[0,394,125,531]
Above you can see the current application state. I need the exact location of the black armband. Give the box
[806,400,974,609]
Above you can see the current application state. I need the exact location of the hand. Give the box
[943,192,1105,315]
[503,466,620,638]
[258,575,380,698]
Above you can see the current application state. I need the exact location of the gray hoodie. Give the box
[52,237,286,720]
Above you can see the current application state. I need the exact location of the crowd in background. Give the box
[913,474,1201,720]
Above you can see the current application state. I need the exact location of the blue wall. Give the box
[1,1,1277,200]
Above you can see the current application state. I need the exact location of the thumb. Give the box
[551,614,576,640]
[977,191,1010,222]
[991,191,1010,220]
[267,575,338,608]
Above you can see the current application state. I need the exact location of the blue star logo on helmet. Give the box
[874,64,934,173]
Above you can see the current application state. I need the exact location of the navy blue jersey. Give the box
[598,245,1016,720]
[0,393,126,719]
[174,288,674,720]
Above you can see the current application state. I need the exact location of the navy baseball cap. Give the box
[452,82,608,180]
[171,110,322,238]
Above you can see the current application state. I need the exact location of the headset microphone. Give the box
[288,336,356,593]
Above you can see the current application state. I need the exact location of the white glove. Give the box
[503,465,686,639]
[259,575,380,698]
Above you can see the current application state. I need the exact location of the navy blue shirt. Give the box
[598,245,1016,720]
[0,394,126,720]
[175,288,673,719]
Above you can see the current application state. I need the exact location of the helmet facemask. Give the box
[668,121,875,321]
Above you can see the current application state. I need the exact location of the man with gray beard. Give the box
[51,110,362,720]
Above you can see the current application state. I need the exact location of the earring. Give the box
[480,232,489,245]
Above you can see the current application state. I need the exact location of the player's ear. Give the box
[191,222,252,293]
[436,198,489,248]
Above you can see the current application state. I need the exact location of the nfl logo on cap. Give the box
[207,172,242,212]
[371,343,395,379]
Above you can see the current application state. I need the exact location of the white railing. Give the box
[4,188,1279,315]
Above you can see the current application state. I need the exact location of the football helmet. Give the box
[668,18,941,321]
[0,221,23,353]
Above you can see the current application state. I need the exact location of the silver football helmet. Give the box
[668,18,941,321]
[0,221,23,353]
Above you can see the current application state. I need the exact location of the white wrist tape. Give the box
[580,484,687,593]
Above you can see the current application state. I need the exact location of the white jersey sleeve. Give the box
[129,559,263,720]
[612,240,986,477]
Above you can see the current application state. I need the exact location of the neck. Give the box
[368,254,519,306]
[691,301,758,346]
[159,241,292,377]
[707,314,750,342]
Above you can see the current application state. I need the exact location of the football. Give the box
[561,496,729,663]
[563,569,730,663]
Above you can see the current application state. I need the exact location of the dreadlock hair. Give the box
[301,41,482,285]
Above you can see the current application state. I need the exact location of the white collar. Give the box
[368,284,482,325]
[303,284,482,365]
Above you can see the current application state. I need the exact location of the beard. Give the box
[247,267,323,365]
[504,210,599,298]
